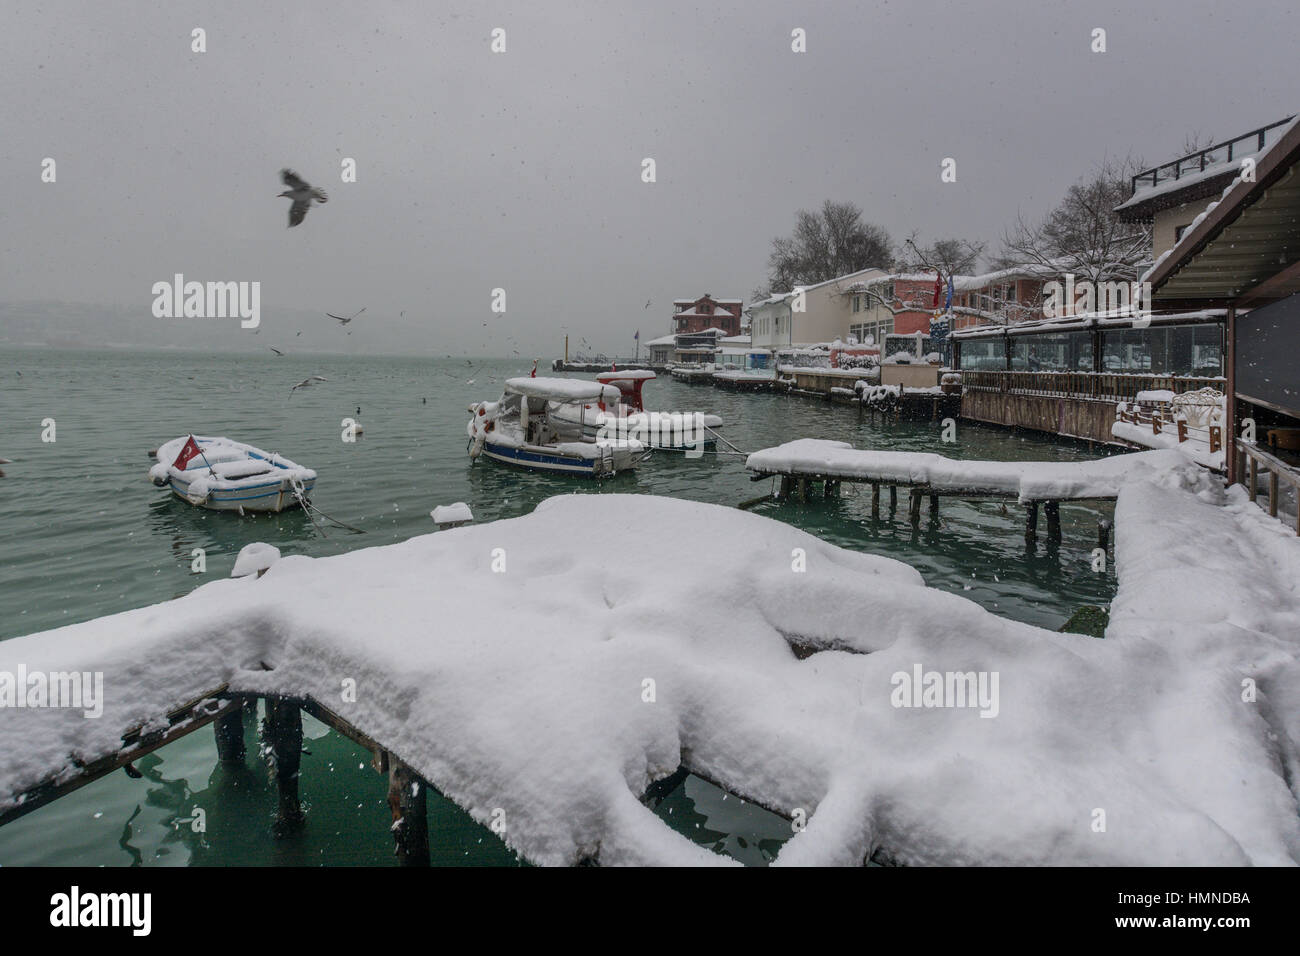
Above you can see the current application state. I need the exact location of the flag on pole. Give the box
[530,359,537,378]
[945,275,954,312]
[931,272,943,309]
[634,330,640,341]
[173,434,205,471]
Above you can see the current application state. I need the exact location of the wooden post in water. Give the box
[889,485,898,512]
[1097,517,1112,553]
[1025,501,1039,541]
[387,757,430,867]
[871,483,880,518]
[264,697,305,834]
[778,476,792,500]
[909,489,922,524]
[797,478,809,502]
[1045,500,1061,541]
[214,700,246,764]
[929,493,940,518]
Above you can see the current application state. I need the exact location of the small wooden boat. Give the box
[148,435,317,512]
[467,378,648,477]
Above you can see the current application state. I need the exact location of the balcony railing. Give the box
[1129,117,1295,195]
[960,370,1225,403]
[1237,440,1300,535]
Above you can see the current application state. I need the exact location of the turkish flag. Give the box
[173,435,204,470]
[932,272,943,309]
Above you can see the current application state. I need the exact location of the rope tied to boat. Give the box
[289,476,366,536]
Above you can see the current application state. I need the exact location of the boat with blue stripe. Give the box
[468,377,649,477]
[149,435,317,513]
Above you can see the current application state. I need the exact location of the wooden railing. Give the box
[1116,405,1223,452]
[1237,440,1300,535]
[961,370,1225,403]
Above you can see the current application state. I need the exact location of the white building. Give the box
[748,267,887,351]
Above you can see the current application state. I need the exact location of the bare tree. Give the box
[896,234,985,277]
[999,158,1152,285]
[756,200,891,296]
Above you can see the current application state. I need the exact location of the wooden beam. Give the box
[387,757,430,867]
[0,693,239,828]
[265,697,305,835]
[1234,257,1300,307]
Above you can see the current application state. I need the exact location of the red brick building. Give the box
[672,294,743,336]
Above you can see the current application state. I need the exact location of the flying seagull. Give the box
[327,307,365,325]
[279,168,328,227]
[269,346,284,356]
[644,299,651,309]
[289,375,329,396]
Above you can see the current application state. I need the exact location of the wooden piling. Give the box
[871,483,880,518]
[214,701,246,764]
[909,489,922,524]
[387,757,430,867]
[264,697,305,834]
[797,478,809,502]
[1045,500,1061,541]
[929,493,940,518]
[1025,501,1039,540]
[889,485,898,511]
[778,476,792,500]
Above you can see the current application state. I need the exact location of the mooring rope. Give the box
[290,478,367,535]
[704,425,752,458]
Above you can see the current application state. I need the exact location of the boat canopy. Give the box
[596,369,656,381]
[504,377,621,403]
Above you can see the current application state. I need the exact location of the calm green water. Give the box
[0,347,1118,865]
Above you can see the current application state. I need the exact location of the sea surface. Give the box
[0,347,1120,865]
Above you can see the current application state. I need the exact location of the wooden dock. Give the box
[0,681,440,866]
[740,439,1171,546]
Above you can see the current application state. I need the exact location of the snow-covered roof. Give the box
[1115,154,1263,213]
[645,334,677,346]
[749,267,889,307]
[505,377,620,402]
[950,308,1227,339]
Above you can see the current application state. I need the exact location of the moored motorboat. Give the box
[148,434,317,512]
[467,377,648,477]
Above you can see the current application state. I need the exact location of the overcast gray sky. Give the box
[1,0,1295,356]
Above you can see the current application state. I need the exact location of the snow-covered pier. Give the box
[745,439,1189,539]
[3,489,1299,866]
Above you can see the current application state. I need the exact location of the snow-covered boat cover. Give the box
[3,483,1299,866]
[747,439,1188,502]
[505,377,620,403]
[597,369,656,381]
[148,435,315,490]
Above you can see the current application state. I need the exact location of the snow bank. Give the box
[2,492,1298,866]
[746,439,1189,501]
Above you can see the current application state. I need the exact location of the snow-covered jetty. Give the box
[746,439,1188,538]
[3,488,1299,866]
